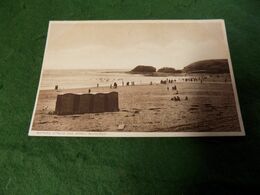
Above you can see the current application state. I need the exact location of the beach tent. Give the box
[106,92,119,112]
[78,94,93,114]
[92,93,106,113]
[55,93,80,115]
[55,92,119,115]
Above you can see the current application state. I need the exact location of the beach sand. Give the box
[32,81,241,132]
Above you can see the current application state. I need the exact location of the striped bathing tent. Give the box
[55,92,119,115]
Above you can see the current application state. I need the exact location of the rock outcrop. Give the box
[130,65,156,73]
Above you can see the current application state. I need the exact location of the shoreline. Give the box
[40,76,232,92]
[41,70,231,91]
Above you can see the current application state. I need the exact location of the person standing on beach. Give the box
[113,82,117,88]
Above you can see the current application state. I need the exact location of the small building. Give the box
[55,92,119,115]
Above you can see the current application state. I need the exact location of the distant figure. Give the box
[167,87,169,91]
[55,85,58,91]
[131,81,135,86]
[122,81,124,86]
[110,84,112,89]
[126,82,129,86]
[150,81,153,85]
[42,106,48,111]
[176,90,179,94]
[97,83,99,88]
[113,82,117,88]
[88,89,91,93]
[200,79,203,84]
[185,96,188,100]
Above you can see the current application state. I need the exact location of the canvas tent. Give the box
[55,92,119,115]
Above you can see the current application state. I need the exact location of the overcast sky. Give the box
[43,20,229,70]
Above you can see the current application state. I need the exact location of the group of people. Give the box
[109,82,118,89]
[108,81,135,89]
[171,96,188,101]
[160,79,176,84]
[182,77,201,82]
[160,77,207,84]
[94,80,137,90]
[167,85,177,91]
[165,83,188,102]
[171,96,181,101]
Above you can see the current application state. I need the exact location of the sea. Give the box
[40,69,204,90]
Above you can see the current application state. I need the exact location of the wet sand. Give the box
[32,82,241,132]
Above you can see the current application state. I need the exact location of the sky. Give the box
[43,20,230,70]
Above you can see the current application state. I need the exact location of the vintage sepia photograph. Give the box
[29,20,245,137]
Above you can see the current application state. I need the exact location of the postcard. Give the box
[29,20,245,137]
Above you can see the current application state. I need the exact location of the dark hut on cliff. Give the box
[55,92,119,115]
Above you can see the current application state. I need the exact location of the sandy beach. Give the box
[32,81,241,132]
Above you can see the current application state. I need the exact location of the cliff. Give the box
[183,59,230,74]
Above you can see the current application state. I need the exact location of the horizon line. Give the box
[43,58,228,71]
